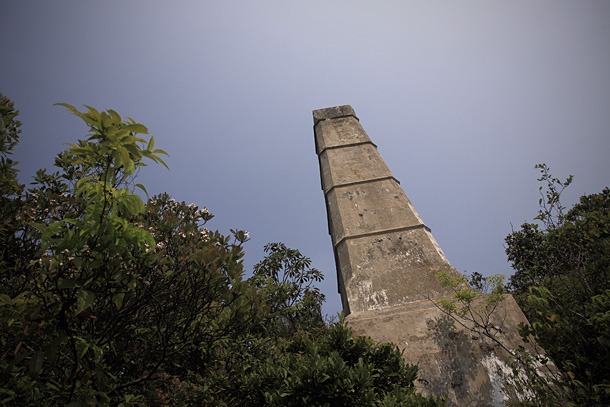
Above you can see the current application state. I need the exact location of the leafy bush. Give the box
[243,322,444,407]
[0,94,440,406]
[506,166,610,405]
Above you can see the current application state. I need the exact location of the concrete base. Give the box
[345,295,532,407]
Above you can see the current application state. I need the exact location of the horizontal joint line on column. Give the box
[323,175,400,194]
[313,114,359,127]
[316,140,377,156]
[334,224,431,247]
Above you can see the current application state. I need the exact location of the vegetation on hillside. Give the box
[0,93,443,406]
[435,163,610,406]
[504,165,610,406]
[3,91,607,406]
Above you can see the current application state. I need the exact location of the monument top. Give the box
[312,105,358,126]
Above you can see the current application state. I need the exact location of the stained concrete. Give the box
[344,297,529,405]
[314,105,459,315]
[313,105,536,406]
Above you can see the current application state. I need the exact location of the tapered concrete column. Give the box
[314,105,457,315]
[313,106,537,407]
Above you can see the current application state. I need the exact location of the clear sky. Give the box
[2,1,609,316]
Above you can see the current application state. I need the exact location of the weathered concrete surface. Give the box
[334,228,457,315]
[346,296,532,406]
[314,105,460,315]
[313,105,536,406]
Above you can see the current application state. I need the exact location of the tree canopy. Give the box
[505,164,610,405]
[0,94,442,406]
[429,163,609,406]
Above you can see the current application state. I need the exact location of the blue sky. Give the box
[2,1,609,316]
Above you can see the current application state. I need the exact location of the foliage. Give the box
[242,321,445,407]
[0,95,440,406]
[505,164,610,405]
[0,101,261,405]
[434,270,510,353]
[0,93,22,198]
[506,164,574,294]
[206,245,444,406]
[0,93,25,287]
[250,242,326,337]
[433,163,610,406]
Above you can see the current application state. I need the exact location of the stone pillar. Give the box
[313,106,538,406]
[313,105,457,316]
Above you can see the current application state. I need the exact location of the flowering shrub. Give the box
[0,95,442,406]
[0,100,261,405]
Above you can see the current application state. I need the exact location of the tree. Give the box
[1,95,441,406]
[505,164,610,405]
[203,243,445,406]
[242,321,445,407]
[250,242,326,337]
[0,93,25,293]
[0,100,262,405]
[432,164,610,406]
[0,93,22,199]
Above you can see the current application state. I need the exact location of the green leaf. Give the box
[135,183,148,198]
[100,111,112,128]
[54,102,77,113]
[75,176,92,192]
[125,143,140,158]
[142,231,155,253]
[58,278,78,289]
[108,109,122,123]
[123,123,148,134]
[44,335,67,363]
[75,337,90,360]
[84,105,101,120]
[129,194,145,214]
[79,114,99,127]
[152,148,169,156]
[117,146,132,173]
[151,153,169,170]
[114,292,125,310]
[30,351,44,374]
[77,290,95,313]
[147,134,155,151]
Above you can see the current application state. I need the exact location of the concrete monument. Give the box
[313,105,535,406]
